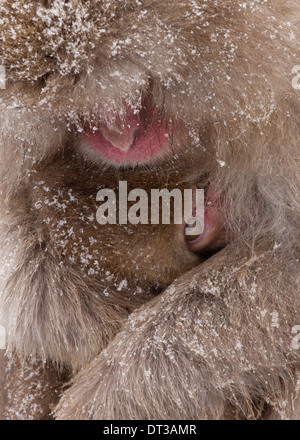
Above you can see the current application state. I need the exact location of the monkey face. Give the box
[1,0,294,172]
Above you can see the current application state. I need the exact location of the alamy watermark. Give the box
[0,66,6,90]
[292,325,300,350]
[96,181,204,236]
[0,325,5,350]
[292,66,300,90]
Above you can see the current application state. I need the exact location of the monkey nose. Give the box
[100,122,139,152]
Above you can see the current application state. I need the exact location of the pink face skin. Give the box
[80,106,178,165]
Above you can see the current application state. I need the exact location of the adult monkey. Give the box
[0,0,300,420]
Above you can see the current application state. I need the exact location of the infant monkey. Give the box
[1,0,300,420]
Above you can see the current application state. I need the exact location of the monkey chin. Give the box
[79,133,179,167]
[78,105,182,167]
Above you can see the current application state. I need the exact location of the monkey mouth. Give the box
[80,105,179,165]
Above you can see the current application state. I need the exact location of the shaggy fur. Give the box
[0,0,300,419]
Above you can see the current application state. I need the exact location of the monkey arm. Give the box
[55,243,300,420]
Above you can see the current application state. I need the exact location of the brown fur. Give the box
[3,355,68,420]
[0,0,300,419]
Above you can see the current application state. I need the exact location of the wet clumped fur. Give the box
[0,0,300,420]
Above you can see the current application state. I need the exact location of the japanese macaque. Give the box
[0,0,300,420]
